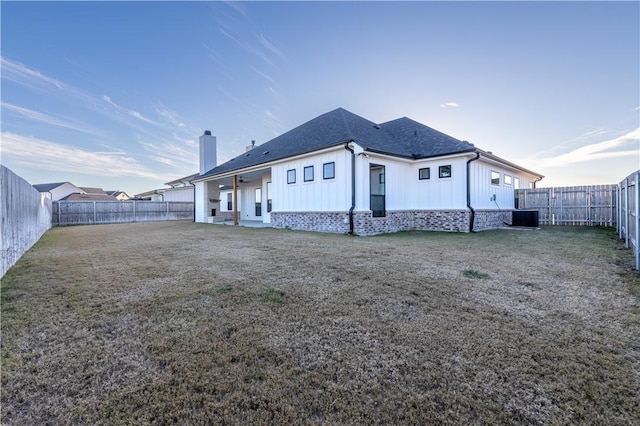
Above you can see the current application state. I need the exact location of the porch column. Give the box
[233,174,239,226]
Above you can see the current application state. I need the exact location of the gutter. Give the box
[345,142,355,234]
[466,151,481,232]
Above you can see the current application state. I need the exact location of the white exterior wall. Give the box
[162,187,194,202]
[356,153,469,211]
[46,183,84,201]
[237,172,272,221]
[271,147,351,213]
[469,159,538,210]
[220,189,242,214]
[194,182,206,222]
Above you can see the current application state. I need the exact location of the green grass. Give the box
[462,269,490,279]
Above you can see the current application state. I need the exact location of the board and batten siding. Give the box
[468,160,536,210]
[162,187,194,202]
[271,147,351,213]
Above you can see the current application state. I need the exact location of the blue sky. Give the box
[1,1,638,196]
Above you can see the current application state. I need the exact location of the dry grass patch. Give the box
[2,223,639,424]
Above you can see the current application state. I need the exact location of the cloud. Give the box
[1,102,100,136]
[440,102,459,108]
[257,34,285,60]
[102,95,158,125]
[156,106,186,128]
[1,56,65,91]
[1,132,173,181]
[537,128,640,168]
[139,139,198,168]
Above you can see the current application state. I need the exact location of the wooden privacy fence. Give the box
[516,185,617,226]
[53,201,194,226]
[617,170,639,271]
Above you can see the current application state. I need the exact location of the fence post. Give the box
[166,201,169,219]
[617,185,621,238]
[587,186,591,226]
[635,172,639,270]
[549,188,553,225]
[624,178,629,248]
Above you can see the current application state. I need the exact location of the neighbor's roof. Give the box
[105,190,129,197]
[165,173,199,187]
[59,193,118,201]
[79,187,107,195]
[33,182,70,192]
[196,108,476,180]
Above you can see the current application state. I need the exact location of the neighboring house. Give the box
[79,187,108,196]
[134,177,195,202]
[59,193,119,201]
[134,190,164,201]
[191,108,544,235]
[105,190,130,201]
[33,182,85,201]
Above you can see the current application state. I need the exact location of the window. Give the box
[439,165,452,178]
[514,177,520,190]
[504,174,512,186]
[491,171,500,185]
[418,167,430,180]
[227,193,232,211]
[323,162,335,179]
[304,165,314,182]
[255,188,262,217]
[267,182,272,213]
[287,169,296,184]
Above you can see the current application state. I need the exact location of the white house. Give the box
[192,108,543,235]
[105,190,131,201]
[33,182,85,201]
[135,175,196,202]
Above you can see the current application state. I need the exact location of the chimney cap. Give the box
[204,130,212,136]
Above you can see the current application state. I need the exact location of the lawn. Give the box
[1,222,639,424]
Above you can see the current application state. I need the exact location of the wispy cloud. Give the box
[536,128,639,168]
[102,95,158,125]
[257,34,285,60]
[218,27,280,68]
[1,132,173,181]
[2,56,165,134]
[1,102,100,136]
[440,102,459,108]
[156,105,186,128]
[139,140,198,168]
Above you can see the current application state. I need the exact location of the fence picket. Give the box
[52,201,194,226]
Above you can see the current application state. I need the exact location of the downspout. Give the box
[466,151,481,232]
[345,142,355,234]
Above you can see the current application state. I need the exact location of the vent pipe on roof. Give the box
[246,140,256,152]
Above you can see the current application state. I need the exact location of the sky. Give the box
[1,1,638,196]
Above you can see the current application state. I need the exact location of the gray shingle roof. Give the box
[33,182,68,192]
[198,108,475,179]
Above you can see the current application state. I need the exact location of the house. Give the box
[105,190,130,201]
[59,193,118,201]
[33,182,85,201]
[134,175,196,202]
[191,108,543,235]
